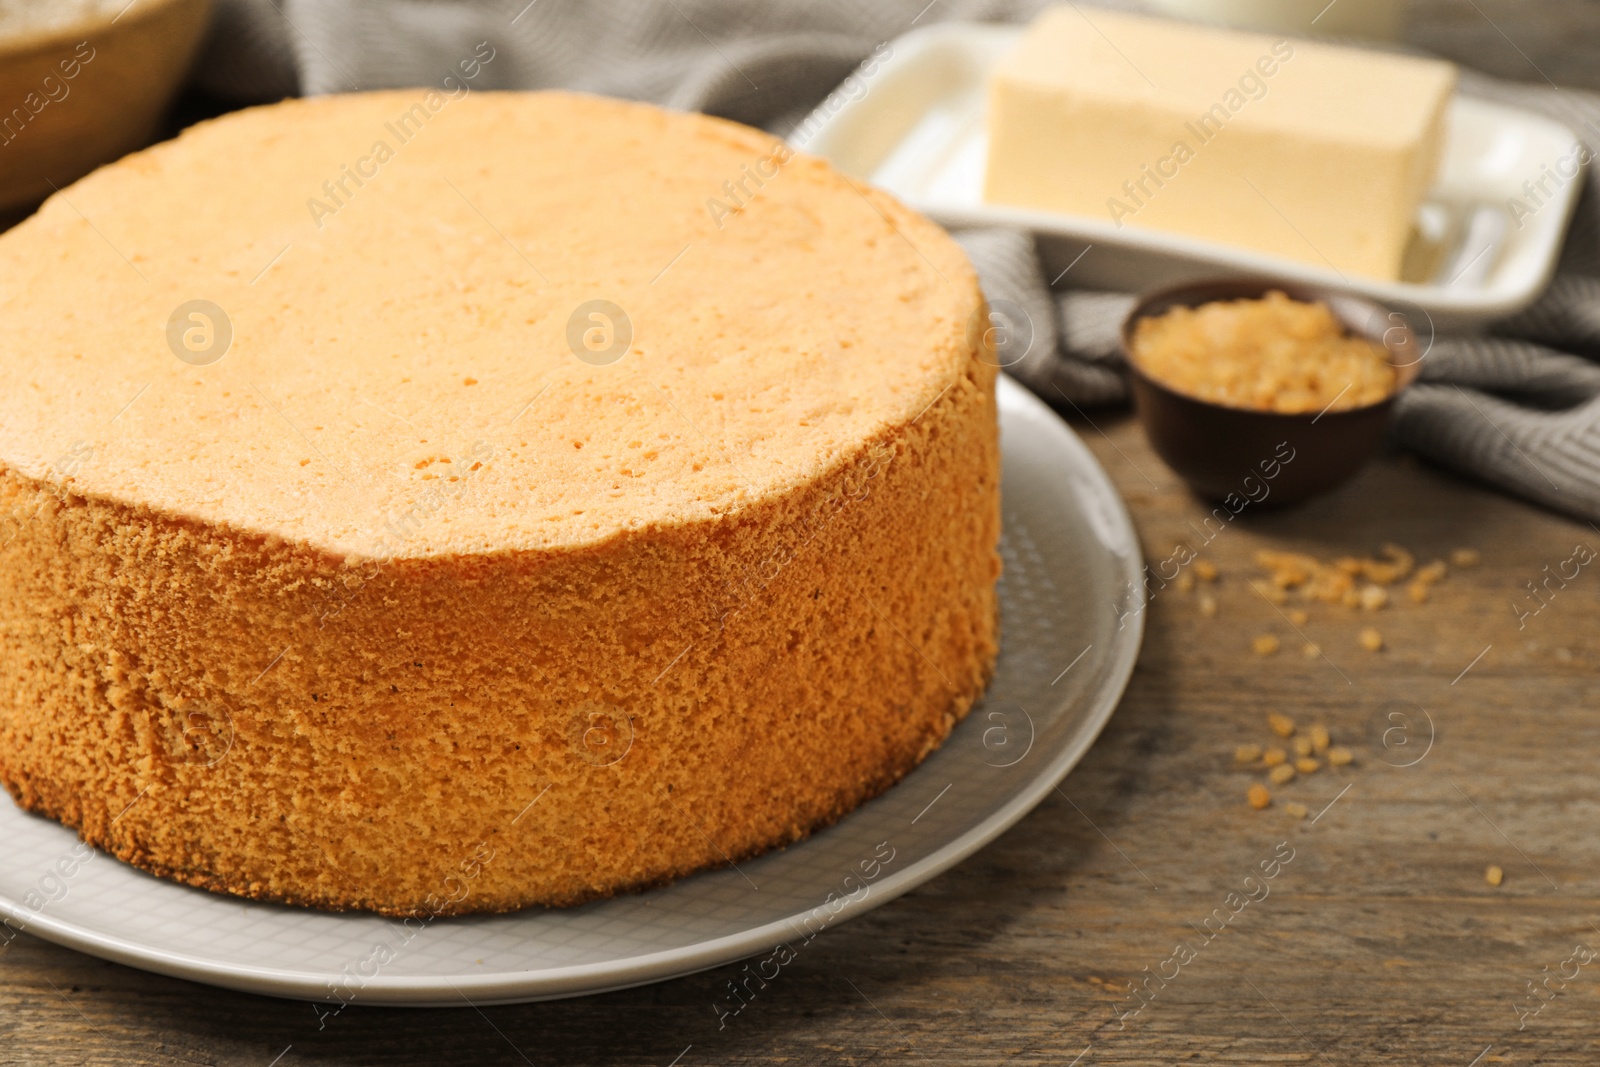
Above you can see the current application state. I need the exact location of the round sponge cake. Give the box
[0,90,999,914]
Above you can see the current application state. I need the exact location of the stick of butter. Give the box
[984,8,1456,280]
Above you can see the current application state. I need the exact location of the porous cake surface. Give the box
[0,91,1001,913]
[0,92,974,554]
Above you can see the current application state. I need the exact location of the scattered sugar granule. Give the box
[1199,594,1218,618]
[1301,642,1320,659]
[1248,784,1271,810]
[1253,634,1281,656]
[1359,584,1389,611]
[1295,757,1320,774]
[1451,548,1481,568]
[1359,627,1384,652]
[1486,865,1504,887]
[1326,746,1354,767]
[1268,713,1295,738]
[1292,736,1314,758]
[1250,579,1289,606]
[1235,743,1263,763]
[1194,559,1219,582]
[1263,747,1288,767]
[1284,801,1309,820]
[1288,609,1310,626]
[1175,571,1196,594]
[1309,725,1331,753]
[1373,544,1415,583]
[1269,763,1297,785]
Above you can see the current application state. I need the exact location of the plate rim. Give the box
[0,376,1146,1005]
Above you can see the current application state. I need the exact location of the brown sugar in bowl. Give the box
[1121,279,1422,506]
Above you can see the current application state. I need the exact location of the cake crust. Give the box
[0,91,1000,914]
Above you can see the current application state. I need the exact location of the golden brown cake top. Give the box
[0,90,980,558]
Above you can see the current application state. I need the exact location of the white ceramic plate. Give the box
[791,22,1583,330]
[0,376,1144,1006]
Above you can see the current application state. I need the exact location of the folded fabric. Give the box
[194,0,1600,521]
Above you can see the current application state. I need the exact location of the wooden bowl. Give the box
[1121,278,1423,507]
[0,0,211,219]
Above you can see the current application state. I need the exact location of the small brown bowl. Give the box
[1121,278,1422,507]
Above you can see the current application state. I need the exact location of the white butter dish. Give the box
[790,22,1584,330]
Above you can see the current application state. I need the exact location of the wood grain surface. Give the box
[4,4,1598,1065]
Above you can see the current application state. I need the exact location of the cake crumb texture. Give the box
[0,91,1000,914]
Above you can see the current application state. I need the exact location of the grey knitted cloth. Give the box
[195,0,1600,521]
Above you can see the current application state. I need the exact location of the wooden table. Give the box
[5,4,1599,1065]
[6,416,1597,1065]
